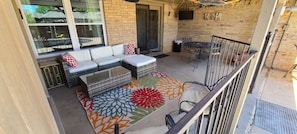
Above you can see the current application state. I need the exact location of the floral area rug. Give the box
[76,72,185,134]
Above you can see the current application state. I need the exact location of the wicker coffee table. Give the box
[79,66,131,98]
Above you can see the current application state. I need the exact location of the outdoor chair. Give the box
[165,110,200,133]
[178,81,210,114]
[165,111,186,128]
[181,37,199,61]
[181,37,211,71]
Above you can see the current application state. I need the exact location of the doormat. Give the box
[254,99,297,134]
[153,54,169,58]
[76,72,186,134]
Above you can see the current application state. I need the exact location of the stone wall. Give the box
[101,0,297,71]
[102,0,179,53]
[265,0,297,71]
[163,4,179,53]
[103,0,137,46]
[175,0,297,71]
[177,0,262,43]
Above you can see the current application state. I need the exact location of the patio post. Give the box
[228,0,278,133]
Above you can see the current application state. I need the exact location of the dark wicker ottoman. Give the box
[79,66,131,98]
[122,55,157,79]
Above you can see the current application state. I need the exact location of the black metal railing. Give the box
[166,36,256,134]
[205,35,251,90]
[167,51,256,134]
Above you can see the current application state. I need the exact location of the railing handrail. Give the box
[166,50,257,134]
[212,35,251,46]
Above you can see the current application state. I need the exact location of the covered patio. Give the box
[48,51,297,134]
[1,0,297,134]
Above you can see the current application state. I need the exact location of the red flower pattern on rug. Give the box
[76,72,185,134]
[131,87,164,108]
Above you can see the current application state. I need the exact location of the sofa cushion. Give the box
[122,54,156,67]
[124,43,136,55]
[69,61,97,73]
[114,54,136,60]
[93,56,121,66]
[61,52,78,67]
[68,50,91,62]
[90,46,113,60]
[111,43,128,56]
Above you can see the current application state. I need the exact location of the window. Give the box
[19,0,106,58]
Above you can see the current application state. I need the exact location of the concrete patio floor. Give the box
[49,52,297,134]
[49,52,207,134]
[235,66,297,134]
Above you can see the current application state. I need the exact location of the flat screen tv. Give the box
[179,11,194,20]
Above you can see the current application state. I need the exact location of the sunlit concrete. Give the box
[237,67,297,134]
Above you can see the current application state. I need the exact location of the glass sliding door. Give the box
[136,3,162,54]
[148,9,159,51]
[136,4,149,53]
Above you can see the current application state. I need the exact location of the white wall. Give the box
[0,1,59,133]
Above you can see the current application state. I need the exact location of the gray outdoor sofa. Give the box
[59,43,157,88]
[60,43,135,88]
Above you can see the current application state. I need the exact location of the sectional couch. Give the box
[60,43,137,88]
